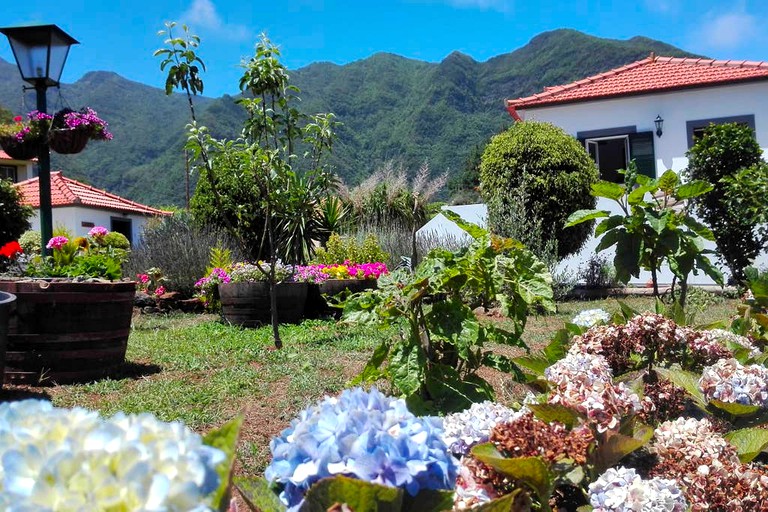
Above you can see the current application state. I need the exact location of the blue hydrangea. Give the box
[265,387,458,510]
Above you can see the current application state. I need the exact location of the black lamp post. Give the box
[0,24,78,254]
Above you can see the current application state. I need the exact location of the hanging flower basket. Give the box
[48,128,90,154]
[0,135,42,160]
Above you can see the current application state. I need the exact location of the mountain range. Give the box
[0,29,700,206]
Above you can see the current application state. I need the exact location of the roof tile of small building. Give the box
[507,55,768,110]
[15,171,172,217]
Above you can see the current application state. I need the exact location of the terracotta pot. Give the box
[0,280,135,385]
[219,281,308,327]
[49,128,90,154]
[0,136,42,160]
[0,291,15,389]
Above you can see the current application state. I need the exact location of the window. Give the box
[110,217,133,246]
[578,126,656,182]
[0,165,17,182]
[686,114,755,148]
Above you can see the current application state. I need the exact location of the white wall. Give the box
[518,81,768,284]
[518,81,768,174]
[27,206,155,246]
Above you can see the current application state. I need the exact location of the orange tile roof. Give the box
[507,55,768,111]
[15,171,172,217]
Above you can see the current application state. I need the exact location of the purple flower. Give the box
[88,226,109,238]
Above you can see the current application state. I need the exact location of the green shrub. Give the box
[479,121,599,260]
[0,178,32,246]
[102,231,130,250]
[18,230,42,255]
[686,123,764,283]
[313,233,389,264]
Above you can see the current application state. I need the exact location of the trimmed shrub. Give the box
[0,178,32,246]
[479,121,599,260]
[686,123,764,283]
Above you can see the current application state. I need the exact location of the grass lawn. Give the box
[0,294,740,477]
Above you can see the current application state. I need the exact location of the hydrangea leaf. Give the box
[724,427,768,463]
[527,403,584,429]
[203,415,244,511]
[471,445,554,504]
[472,489,531,511]
[390,340,426,396]
[709,399,763,417]
[300,475,403,512]
[654,367,707,410]
[425,364,494,412]
[401,489,455,512]
[589,426,653,475]
[235,476,286,512]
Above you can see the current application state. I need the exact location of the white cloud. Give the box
[643,0,677,14]
[180,0,249,41]
[445,0,513,13]
[696,11,757,50]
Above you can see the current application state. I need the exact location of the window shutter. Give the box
[628,132,656,178]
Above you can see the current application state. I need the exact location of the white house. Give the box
[0,149,36,183]
[15,171,171,245]
[505,54,768,284]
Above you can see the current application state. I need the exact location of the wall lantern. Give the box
[0,24,79,254]
[654,115,664,138]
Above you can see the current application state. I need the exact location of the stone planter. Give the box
[0,280,136,385]
[219,281,308,327]
[0,291,16,389]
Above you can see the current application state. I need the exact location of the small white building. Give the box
[505,54,768,284]
[0,150,36,183]
[417,204,488,246]
[15,171,171,245]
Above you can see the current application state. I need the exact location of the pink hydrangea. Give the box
[698,358,768,407]
[88,226,109,238]
[46,236,69,250]
[154,286,166,297]
[137,273,150,284]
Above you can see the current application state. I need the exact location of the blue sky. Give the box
[1,0,767,98]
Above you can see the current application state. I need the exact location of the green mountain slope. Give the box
[0,29,700,206]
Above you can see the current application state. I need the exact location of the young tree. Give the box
[0,177,32,246]
[686,123,763,283]
[156,25,337,348]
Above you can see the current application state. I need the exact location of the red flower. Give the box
[13,116,22,123]
[0,241,22,259]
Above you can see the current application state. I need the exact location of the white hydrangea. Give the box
[589,466,687,511]
[442,401,522,456]
[0,400,225,511]
[698,358,768,407]
[706,329,761,358]
[571,308,611,328]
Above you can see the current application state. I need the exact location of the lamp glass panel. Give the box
[8,35,49,80]
[47,31,72,83]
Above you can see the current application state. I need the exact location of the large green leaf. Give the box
[709,399,763,417]
[401,489,456,512]
[352,340,390,385]
[565,209,609,227]
[675,180,713,200]
[300,476,403,512]
[235,476,286,512]
[654,368,707,410]
[724,427,768,463]
[594,227,622,253]
[390,341,426,396]
[627,184,654,205]
[203,415,244,511]
[473,489,531,511]
[527,403,584,429]
[594,215,624,237]
[682,216,715,240]
[425,364,495,412]
[512,354,552,377]
[657,169,679,194]
[590,425,653,475]
[591,181,625,201]
[442,209,487,240]
[613,231,641,283]
[471,445,554,504]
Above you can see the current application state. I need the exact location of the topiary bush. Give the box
[102,231,130,250]
[0,178,32,246]
[686,122,764,284]
[479,121,599,260]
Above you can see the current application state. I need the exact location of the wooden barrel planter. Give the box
[219,282,308,327]
[0,280,136,385]
[0,291,15,390]
[319,279,378,297]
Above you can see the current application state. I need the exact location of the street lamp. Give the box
[0,24,78,254]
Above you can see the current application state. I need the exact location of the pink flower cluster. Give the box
[294,265,329,284]
[545,351,647,432]
[137,273,150,285]
[305,261,388,281]
[88,226,109,238]
[46,236,69,250]
[194,267,231,289]
[698,358,768,407]
[12,111,53,142]
[60,108,113,140]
